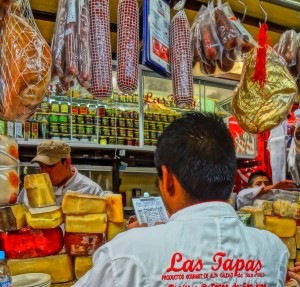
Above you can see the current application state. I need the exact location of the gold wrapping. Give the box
[232,47,298,133]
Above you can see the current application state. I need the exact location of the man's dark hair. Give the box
[154,112,236,201]
[247,170,271,187]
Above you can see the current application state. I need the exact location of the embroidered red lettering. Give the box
[166,252,203,272]
[211,252,263,276]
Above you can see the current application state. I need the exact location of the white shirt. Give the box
[73,202,289,287]
[236,187,282,210]
[17,167,107,206]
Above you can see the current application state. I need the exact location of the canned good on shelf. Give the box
[72,125,77,134]
[127,139,134,146]
[167,114,175,123]
[144,139,151,145]
[157,132,162,138]
[144,131,150,139]
[126,119,134,128]
[72,104,79,114]
[49,123,59,133]
[119,94,126,103]
[85,116,93,125]
[160,114,167,122]
[149,122,156,130]
[150,131,157,140]
[86,126,94,135]
[119,128,126,137]
[122,111,129,118]
[49,114,59,123]
[77,125,85,134]
[51,101,59,113]
[135,140,139,146]
[144,112,152,121]
[108,137,117,145]
[117,138,125,145]
[156,123,164,131]
[116,109,122,118]
[98,106,106,117]
[60,102,69,113]
[144,121,149,130]
[102,127,110,136]
[110,118,116,127]
[72,115,76,124]
[110,128,118,137]
[129,111,138,119]
[133,120,139,129]
[127,129,134,138]
[60,123,69,134]
[126,95,133,103]
[106,108,115,117]
[118,119,126,127]
[133,94,138,103]
[163,123,169,129]
[152,113,160,122]
[88,104,97,115]
[134,130,139,138]
[77,115,84,124]
[79,104,88,115]
[151,140,158,146]
[102,117,110,126]
[91,136,98,143]
[99,137,107,145]
[58,115,68,123]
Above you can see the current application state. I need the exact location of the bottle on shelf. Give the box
[30,116,39,139]
[0,251,12,287]
[39,115,49,139]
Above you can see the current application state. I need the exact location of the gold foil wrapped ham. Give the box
[0,12,51,121]
[232,47,297,133]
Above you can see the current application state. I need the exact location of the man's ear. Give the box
[160,165,175,196]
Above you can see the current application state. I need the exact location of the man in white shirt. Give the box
[73,112,289,287]
[236,170,296,210]
[17,139,107,205]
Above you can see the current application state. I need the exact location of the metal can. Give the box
[122,110,129,118]
[60,101,69,113]
[126,119,134,128]
[134,130,139,138]
[167,114,175,122]
[99,137,107,145]
[144,112,152,121]
[85,116,93,125]
[108,137,117,145]
[133,120,139,129]
[86,126,94,135]
[150,131,157,139]
[110,127,118,137]
[59,115,68,123]
[49,114,59,123]
[106,108,115,117]
[102,117,110,126]
[116,109,122,118]
[127,139,134,146]
[130,111,138,119]
[151,140,158,146]
[110,118,116,127]
[88,104,97,115]
[135,140,139,146]
[127,129,134,138]
[133,94,138,103]
[72,125,77,134]
[98,106,106,117]
[102,127,111,136]
[117,138,125,145]
[77,125,85,134]
[144,139,151,145]
[80,104,88,115]
[152,113,160,122]
[72,104,79,114]
[149,122,156,131]
[60,123,69,134]
[77,115,84,124]
[119,128,126,137]
[144,131,150,139]
[118,119,126,127]
[50,123,59,133]
[72,115,76,124]
[144,121,149,130]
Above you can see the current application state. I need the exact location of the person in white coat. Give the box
[72,112,289,287]
[17,140,107,205]
[236,170,296,210]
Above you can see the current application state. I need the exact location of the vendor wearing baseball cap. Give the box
[17,139,107,205]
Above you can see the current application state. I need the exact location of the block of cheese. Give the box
[24,173,55,207]
[107,220,126,241]
[0,203,26,231]
[239,206,265,229]
[296,226,300,249]
[8,254,74,283]
[0,226,63,259]
[296,250,300,262]
[273,200,299,218]
[62,191,107,215]
[65,232,103,256]
[281,237,296,259]
[65,213,107,233]
[106,194,124,223]
[265,216,297,237]
[75,256,93,279]
[25,206,64,229]
[253,199,273,216]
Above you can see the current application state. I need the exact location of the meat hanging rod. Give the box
[262,0,300,12]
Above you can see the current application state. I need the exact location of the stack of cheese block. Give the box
[237,190,300,274]
[0,173,126,283]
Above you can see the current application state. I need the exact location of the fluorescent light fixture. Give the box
[263,0,300,12]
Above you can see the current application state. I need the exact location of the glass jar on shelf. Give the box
[50,101,59,113]
[60,102,69,113]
